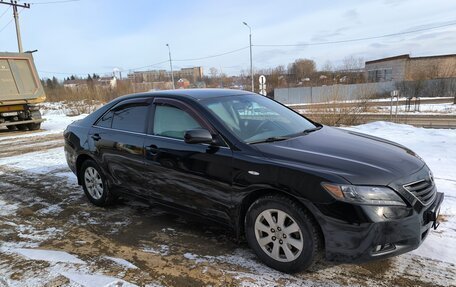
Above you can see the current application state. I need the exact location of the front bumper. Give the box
[311,191,444,263]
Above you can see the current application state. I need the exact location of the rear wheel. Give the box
[28,110,42,131]
[80,160,116,206]
[6,125,17,131]
[27,123,41,131]
[245,195,321,273]
[16,124,28,131]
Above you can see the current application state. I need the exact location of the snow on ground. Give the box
[103,256,138,269]
[60,272,139,287]
[343,122,456,265]
[0,103,87,141]
[8,248,86,264]
[374,102,456,114]
[0,147,71,178]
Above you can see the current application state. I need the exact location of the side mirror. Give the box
[184,129,213,144]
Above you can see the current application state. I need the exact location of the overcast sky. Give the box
[1,0,455,78]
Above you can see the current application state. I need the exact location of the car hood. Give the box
[252,126,424,185]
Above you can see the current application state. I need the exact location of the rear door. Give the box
[142,97,234,224]
[89,98,152,195]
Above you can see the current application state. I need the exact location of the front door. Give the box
[142,98,233,224]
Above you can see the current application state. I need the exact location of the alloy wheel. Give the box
[84,167,104,200]
[254,209,304,262]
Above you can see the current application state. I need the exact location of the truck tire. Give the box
[27,123,41,131]
[16,124,28,131]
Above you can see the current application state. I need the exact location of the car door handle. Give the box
[146,144,159,154]
[91,134,101,141]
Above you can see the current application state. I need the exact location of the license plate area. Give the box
[1,111,19,117]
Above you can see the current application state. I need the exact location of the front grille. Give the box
[403,178,436,206]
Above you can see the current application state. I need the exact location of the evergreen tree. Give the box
[52,76,59,88]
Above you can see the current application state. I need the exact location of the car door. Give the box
[89,98,151,195]
[142,97,234,224]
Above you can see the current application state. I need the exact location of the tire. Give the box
[27,123,41,131]
[80,159,116,206]
[28,110,42,131]
[16,124,28,131]
[6,125,17,131]
[244,195,321,273]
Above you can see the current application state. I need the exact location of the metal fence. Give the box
[274,78,456,104]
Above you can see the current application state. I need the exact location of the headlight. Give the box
[321,183,406,206]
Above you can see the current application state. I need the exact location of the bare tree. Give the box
[209,67,218,78]
[336,56,365,84]
[339,55,364,71]
[288,59,316,83]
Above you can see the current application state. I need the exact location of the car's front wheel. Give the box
[245,195,321,273]
[80,160,116,206]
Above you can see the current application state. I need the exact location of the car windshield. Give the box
[201,94,318,144]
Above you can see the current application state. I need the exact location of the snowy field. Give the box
[0,106,455,286]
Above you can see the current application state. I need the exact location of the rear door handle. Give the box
[91,134,101,141]
[146,144,159,154]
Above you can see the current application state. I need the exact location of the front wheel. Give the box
[80,160,116,206]
[245,195,321,273]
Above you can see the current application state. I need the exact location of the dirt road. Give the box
[0,129,455,287]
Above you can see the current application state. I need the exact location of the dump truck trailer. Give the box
[0,52,46,131]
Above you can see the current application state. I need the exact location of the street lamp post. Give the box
[243,22,254,92]
[166,44,175,89]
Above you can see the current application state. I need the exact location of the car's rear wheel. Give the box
[245,195,321,273]
[80,160,116,206]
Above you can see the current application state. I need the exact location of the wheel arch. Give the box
[237,187,325,250]
[75,153,96,185]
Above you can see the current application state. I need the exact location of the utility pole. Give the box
[0,1,31,53]
[243,22,254,92]
[166,44,175,89]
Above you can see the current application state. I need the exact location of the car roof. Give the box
[118,88,254,102]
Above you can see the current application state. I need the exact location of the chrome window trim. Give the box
[91,125,230,150]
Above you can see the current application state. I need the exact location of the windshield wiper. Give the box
[303,125,322,134]
[248,136,291,144]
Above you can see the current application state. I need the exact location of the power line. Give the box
[0,6,9,19]
[0,17,13,32]
[36,47,249,77]
[0,7,24,34]
[254,20,456,47]
[38,59,170,77]
[128,60,169,71]
[29,0,80,5]
[174,46,249,61]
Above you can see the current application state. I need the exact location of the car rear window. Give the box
[111,103,149,133]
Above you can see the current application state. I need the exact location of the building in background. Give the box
[128,67,203,84]
[365,54,456,82]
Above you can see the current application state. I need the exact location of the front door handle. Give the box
[146,144,159,155]
[91,134,101,141]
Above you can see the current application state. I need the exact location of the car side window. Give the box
[153,105,202,139]
[111,103,149,133]
[96,111,113,128]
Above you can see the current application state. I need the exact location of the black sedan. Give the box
[64,89,443,273]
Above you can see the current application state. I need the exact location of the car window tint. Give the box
[111,104,149,133]
[154,105,202,139]
[96,111,113,128]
